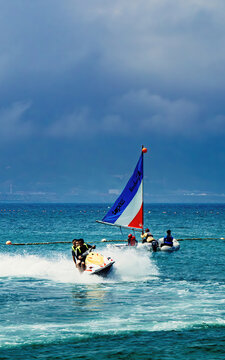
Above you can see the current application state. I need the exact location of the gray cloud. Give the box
[46,108,91,138]
[0,101,33,141]
[0,0,223,140]
[110,90,200,137]
[61,0,225,91]
[0,1,224,90]
[0,91,223,142]
[0,1,225,200]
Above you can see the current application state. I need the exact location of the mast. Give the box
[141,145,148,234]
[142,145,144,234]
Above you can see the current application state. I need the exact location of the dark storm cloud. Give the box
[0,1,224,139]
[0,1,225,201]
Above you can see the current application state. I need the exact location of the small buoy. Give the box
[142,147,147,153]
[6,241,12,245]
[220,237,224,240]
[101,239,107,242]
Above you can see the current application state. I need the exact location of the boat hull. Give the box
[158,238,180,252]
[84,252,115,276]
[87,261,115,276]
[107,239,180,252]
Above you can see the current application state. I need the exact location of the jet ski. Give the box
[84,251,115,276]
[157,237,180,252]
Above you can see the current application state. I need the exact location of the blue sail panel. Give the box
[102,153,143,226]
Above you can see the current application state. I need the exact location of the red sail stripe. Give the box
[128,203,143,229]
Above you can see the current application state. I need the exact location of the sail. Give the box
[99,152,143,230]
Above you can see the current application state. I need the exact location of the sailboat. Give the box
[96,146,147,248]
[97,146,180,252]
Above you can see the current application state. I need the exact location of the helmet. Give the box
[145,228,149,232]
[128,234,132,238]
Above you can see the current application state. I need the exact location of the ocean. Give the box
[0,203,224,359]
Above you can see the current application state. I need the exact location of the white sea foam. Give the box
[102,246,159,281]
[0,246,158,284]
[1,318,225,348]
[0,253,79,283]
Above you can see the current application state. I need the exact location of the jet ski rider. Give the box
[72,239,80,266]
[72,238,96,272]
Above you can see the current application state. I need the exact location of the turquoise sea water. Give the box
[0,203,225,359]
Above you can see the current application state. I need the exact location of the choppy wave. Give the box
[1,204,225,359]
[1,321,225,349]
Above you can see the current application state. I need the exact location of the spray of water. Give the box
[102,246,159,281]
[0,247,158,284]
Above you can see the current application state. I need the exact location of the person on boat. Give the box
[74,238,96,272]
[127,234,132,245]
[141,228,155,243]
[128,234,138,246]
[161,230,173,247]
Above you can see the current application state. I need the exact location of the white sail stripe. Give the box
[114,181,143,227]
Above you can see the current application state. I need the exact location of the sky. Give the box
[0,0,225,203]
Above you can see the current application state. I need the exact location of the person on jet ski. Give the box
[141,228,155,243]
[71,239,80,267]
[161,230,173,247]
[74,238,96,272]
[128,234,138,246]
